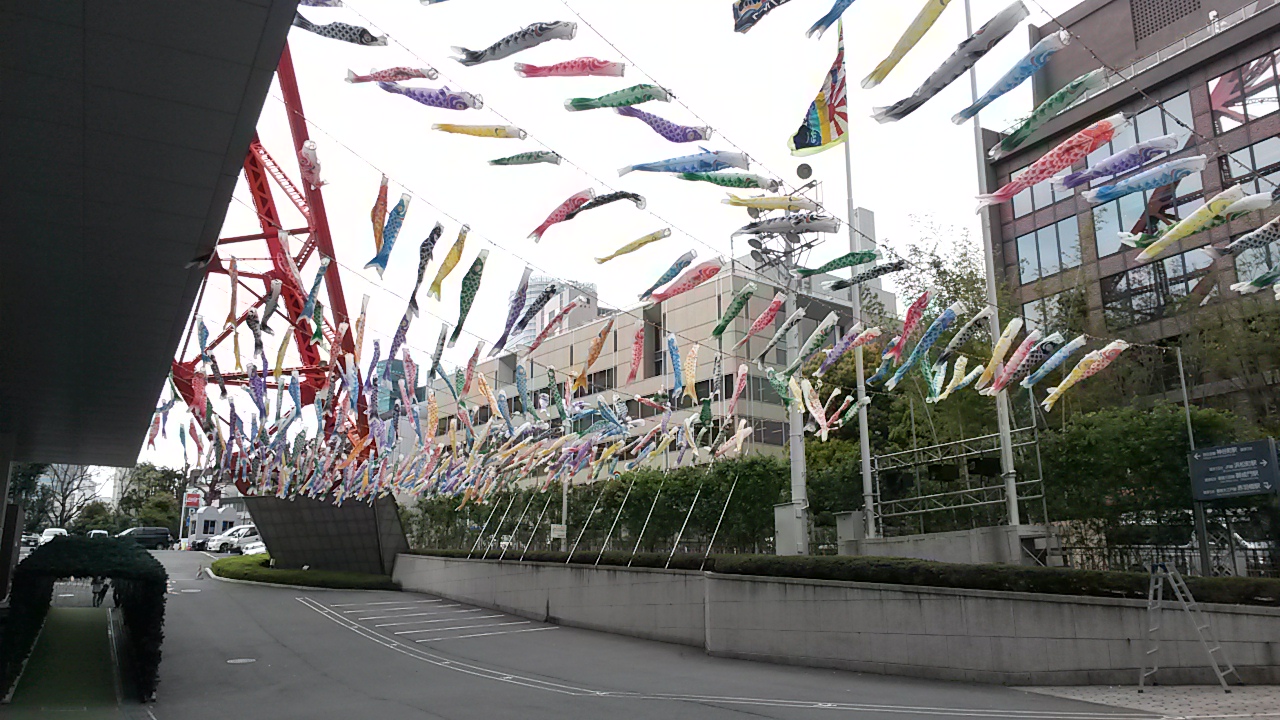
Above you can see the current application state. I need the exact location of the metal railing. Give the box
[1062,544,1278,577]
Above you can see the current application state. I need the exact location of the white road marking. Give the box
[373,609,483,627]
[420,626,560,642]
[355,608,467,621]
[329,599,440,608]
[410,621,531,640]
[298,597,1147,719]
[393,615,504,634]
[343,605,431,614]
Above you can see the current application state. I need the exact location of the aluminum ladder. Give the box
[1139,563,1242,692]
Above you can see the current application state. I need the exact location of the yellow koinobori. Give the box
[595,228,671,264]
[863,0,952,89]
[1136,185,1246,261]
[431,123,527,139]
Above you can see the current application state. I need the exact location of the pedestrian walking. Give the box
[91,576,110,607]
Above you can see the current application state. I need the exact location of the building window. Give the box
[1016,217,1081,284]
[1100,249,1213,329]
[1084,93,1195,184]
[202,520,217,535]
[1233,230,1280,284]
[1010,165,1070,218]
[222,521,235,531]
[1091,173,1203,258]
[1220,134,1280,194]
[1209,51,1280,134]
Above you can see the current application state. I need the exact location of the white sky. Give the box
[138,0,1080,469]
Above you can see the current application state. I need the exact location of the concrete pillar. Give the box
[0,434,17,600]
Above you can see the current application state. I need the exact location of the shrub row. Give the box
[409,549,1280,607]
[211,554,399,591]
[2,537,167,700]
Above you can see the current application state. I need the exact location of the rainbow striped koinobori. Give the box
[789,22,847,156]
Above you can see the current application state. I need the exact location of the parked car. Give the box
[21,533,40,547]
[116,526,173,550]
[87,530,109,539]
[39,528,67,545]
[240,540,267,556]
[205,525,258,554]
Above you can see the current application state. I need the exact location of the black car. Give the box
[116,526,173,550]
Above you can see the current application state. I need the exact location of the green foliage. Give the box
[9,463,52,533]
[2,537,166,700]
[408,549,1280,606]
[118,463,185,516]
[134,495,180,536]
[211,554,399,591]
[70,501,126,535]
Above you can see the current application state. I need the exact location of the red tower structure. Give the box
[172,42,359,442]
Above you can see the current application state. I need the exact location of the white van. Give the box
[206,525,258,553]
[39,528,68,545]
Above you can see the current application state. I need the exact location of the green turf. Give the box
[212,553,399,590]
[8,607,120,719]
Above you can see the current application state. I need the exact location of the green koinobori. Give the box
[792,250,878,278]
[564,83,670,111]
[711,282,756,338]
[488,150,562,166]
[678,172,780,191]
[990,68,1106,160]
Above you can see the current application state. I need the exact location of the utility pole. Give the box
[842,171,878,538]
[783,263,810,555]
[964,0,1020,526]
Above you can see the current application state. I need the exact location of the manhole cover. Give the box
[226,658,256,665]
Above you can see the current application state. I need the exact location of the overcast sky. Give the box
[136,0,1080,470]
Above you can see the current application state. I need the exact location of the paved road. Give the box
[154,551,1145,720]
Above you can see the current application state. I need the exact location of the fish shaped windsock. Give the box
[991,68,1107,160]
[888,289,932,364]
[365,194,410,278]
[977,114,1127,211]
[866,337,900,385]
[489,151,561,166]
[928,356,969,403]
[347,66,438,84]
[794,251,876,278]
[293,12,387,46]
[817,325,881,377]
[984,329,1042,396]
[952,31,1067,124]
[514,283,557,335]
[806,0,856,39]
[976,317,1023,390]
[463,341,483,395]
[377,82,482,110]
[1041,341,1128,412]
[1231,262,1280,296]
[448,251,487,346]
[733,213,840,237]
[824,260,907,291]
[872,2,1028,123]
[755,307,806,367]
[666,334,683,399]
[301,256,331,321]
[863,0,951,88]
[514,364,533,416]
[620,149,749,177]
[566,84,669,112]
[1211,212,1280,260]
[596,229,670,264]
[727,364,750,418]
[260,279,283,336]
[564,191,646,222]
[571,318,614,392]
[729,292,786,351]
[615,107,711,143]
[723,195,819,212]
[527,296,585,354]
[626,326,645,384]
[936,306,993,367]
[1138,185,1246,261]
[785,311,838,376]
[887,302,965,391]
[452,21,577,66]
[428,225,468,300]
[530,189,594,242]
[712,282,757,338]
[298,140,325,190]
[370,175,389,254]
[679,172,781,191]
[433,124,526,139]
[682,344,700,404]
[1055,134,1180,190]
[1002,332,1065,390]
[491,266,533,356]
[408,223,444,318]
[1082,156,1206,205]
[514,56,625,78]
[649,259,722,303]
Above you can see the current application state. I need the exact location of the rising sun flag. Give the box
[788,22,847,156]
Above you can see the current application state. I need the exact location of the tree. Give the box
[117,463,185,516]
[135,495,180,535]
[44,464,99,529]
[7,463,51,532]
[71,500,124,534]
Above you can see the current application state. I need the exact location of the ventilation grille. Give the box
[1131,0,1201,42]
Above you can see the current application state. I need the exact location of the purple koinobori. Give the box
[615,106,712,143]
[377,82,482,110]
[1053,134,1180,191]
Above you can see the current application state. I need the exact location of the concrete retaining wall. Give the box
[394,554,1280,685]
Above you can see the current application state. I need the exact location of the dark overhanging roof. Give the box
[0,0,299,465]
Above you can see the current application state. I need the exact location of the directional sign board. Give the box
[1189,439,1279,501]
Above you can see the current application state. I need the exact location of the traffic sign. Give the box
[1189,439,1279,501]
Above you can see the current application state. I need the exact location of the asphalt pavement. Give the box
[153,551,1147,720]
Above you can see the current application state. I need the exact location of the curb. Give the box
[203,566,401,594]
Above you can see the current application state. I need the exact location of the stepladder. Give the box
[1139,563,1243,692]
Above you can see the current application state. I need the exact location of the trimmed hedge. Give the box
[409,549,1280,607]
[211,554,399,591]
[2,537,167,700]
